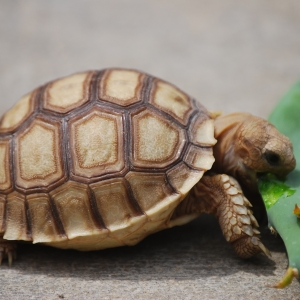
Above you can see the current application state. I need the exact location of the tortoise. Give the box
[0,68,295,266]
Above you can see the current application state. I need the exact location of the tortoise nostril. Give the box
[265,151,281,166]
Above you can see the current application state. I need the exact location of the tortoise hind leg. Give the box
[0,236,17,266]
[173,174,270,258]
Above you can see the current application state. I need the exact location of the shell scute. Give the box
[131,108,186,168]
[49,181,101,239]
[15,117,65,191]
[149,79,193,125]
[90,177,146,234]
[125,172,180,220]
[167,162,204,195]
[69,107,125,180]
[0,139,12,192]
[43,71,93,113]
[27,193,66,243]
[184,145,215,171]
[3,192,31,241]
[99,69,144,106]
[189,113,217,147]
[0,92,36,133]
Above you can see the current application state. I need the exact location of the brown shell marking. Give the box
[27,193,66,243]
[126,172,179,220]
[184,145,215,171]
[4,192,31,241]
[0,68,217,250]
[49,182,100,239]
[0,195,5,232]
[166,162,204,195]
[90,177,146,238]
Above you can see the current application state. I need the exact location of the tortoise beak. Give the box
[271,147,296,180]
[275,156,296,179]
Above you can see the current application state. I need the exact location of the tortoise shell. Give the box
[0,68,216,250]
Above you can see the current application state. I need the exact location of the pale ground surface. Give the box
[0,1,300,299]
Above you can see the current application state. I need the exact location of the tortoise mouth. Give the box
[256,172,267,179]
[256,171,287,182]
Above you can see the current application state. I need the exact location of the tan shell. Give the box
[0,68,216,250]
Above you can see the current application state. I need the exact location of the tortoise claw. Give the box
[252,228,260,235]
[7,251,13,267]
[256,238,271,258]
[0,240,17,267]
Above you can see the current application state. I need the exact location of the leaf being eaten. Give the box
[259,175,295,209]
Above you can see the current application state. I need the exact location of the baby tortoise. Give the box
[0,68,295,267]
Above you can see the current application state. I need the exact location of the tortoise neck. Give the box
[212,113,251,176]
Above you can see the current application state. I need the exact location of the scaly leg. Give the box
[173,174,270,258]
[0,236,17,266]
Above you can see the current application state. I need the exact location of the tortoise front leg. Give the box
[0,236,17,266]
[173,174,270,258]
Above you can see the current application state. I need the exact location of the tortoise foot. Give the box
[0,239,17,267]
[199,174,271,258]
[231,234,271,258]
[218,175,271,258]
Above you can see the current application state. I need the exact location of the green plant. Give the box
[259,82,300,288]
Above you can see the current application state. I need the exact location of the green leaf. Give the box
[259,81,300,287]
[258,174,295,209]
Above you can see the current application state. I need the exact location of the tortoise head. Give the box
[213,113,296,190]
[236,116,295,179]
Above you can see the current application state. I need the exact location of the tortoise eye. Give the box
[265,151,281,166]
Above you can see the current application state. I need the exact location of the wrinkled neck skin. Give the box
[211,113,265,219]
[212,113,253,181]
